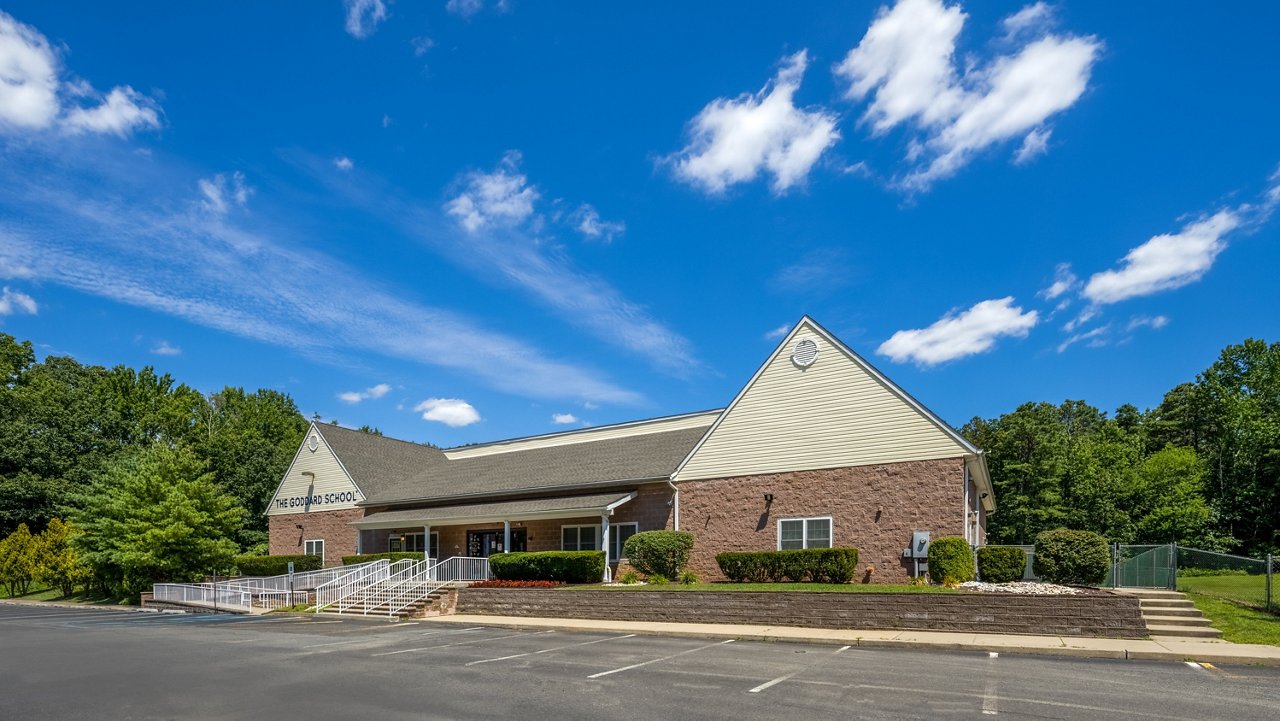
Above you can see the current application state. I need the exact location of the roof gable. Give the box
[265,423,366,515]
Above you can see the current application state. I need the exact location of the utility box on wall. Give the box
[909,531,930,558]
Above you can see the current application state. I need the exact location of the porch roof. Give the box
[349,491,637,529]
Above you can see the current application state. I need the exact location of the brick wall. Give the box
[268,508,363,567]
[678,458,966,583]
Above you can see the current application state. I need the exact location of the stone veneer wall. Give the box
[678,458,966,583]
[268,508,363,567]
[457,589,1149,639]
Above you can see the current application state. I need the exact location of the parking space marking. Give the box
[747,645,849,693]
[0,611,126,622]
[466,633,637,666]
[982,648,999,715]
[587,639,735,679]
[1185,661,1208,673]
[371,629,555,657]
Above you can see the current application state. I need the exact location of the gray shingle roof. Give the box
[352,492,636,528]
[313,421,710,506]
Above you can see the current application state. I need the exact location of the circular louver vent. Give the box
[792,338,819,367]
[307,434,319,452]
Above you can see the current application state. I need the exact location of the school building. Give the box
[266,317,993,582]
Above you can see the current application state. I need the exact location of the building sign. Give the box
[273,491,358,510]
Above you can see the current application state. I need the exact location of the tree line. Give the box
[964,338,1279,557]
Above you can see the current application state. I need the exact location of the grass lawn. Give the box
[1,583,129,606]
[570,582,957,593]
[1177,574,1268,606]
[1185,592,1280,646]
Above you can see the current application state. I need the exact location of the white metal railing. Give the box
[153,583,253,610]
[312,559,393,611]
[253,590,310,609]
[220,561,381,593]
[324,556,489,617]
[431,556,491,583]
[333,559,426,614]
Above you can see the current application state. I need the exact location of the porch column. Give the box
[503,520,511,553]
[601,513,611,582]
[423,525,431,562]
[355,530,363,555]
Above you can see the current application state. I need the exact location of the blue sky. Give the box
[1,1,1278,445]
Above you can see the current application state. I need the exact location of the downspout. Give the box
[666,477,679,531]
[963,464,970,545]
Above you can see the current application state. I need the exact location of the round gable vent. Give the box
[791,337,819,368]
[307,434,319,452]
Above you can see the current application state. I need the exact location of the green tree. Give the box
[963,402,1069,543]
[0,523,39,596]
[1130,447,1222,548]
[34,518,91,597]
[71,444,243,598]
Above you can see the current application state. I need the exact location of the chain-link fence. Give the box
[1106,544,1176,589]
[1176,547,1273,612]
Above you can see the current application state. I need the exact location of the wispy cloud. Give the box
[1057,323,1110,353]
[1083,211,1240,304]
[569,204,625,242]
[551,412,579,425]
[416,398,480,427]
[198,172,252,214]
[772,248,854,293]
[338,382,391,404]
[0,11,160,137]
[669,50,840,195]
[1039,263,1078,300]
[835,0,1100,189]
[344,0,388,39]
[1126,315,1169,332]
[764,323,791,341]
[0,287,38,317]
[334,156,354,171]
[150,340,181,356]
[878,296,1038,365]
[446,151,539,232]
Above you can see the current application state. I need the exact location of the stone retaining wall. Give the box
[456,588,1148,638]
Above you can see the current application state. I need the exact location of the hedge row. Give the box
[1033,529,1109,585]
[715,548,859,583]
[488,551,605,584]
[926,537,974,585]
[234,554,323,577]
[341,553,425,566]
[977,546,1027,583]
[622,531,694,579]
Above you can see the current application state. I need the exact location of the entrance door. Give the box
[467,529,528,557]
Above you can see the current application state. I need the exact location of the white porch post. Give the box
[423,525,431,561]
[503,520,511,553]
[601,512,612,582]
[355,530,363,555]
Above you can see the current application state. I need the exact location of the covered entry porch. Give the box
[351,491,639,581]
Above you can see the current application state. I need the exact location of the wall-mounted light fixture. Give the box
[980,493,989,500]
[295,524,304,530]
[763,493,774,504]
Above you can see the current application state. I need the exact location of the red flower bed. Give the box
[469,579,565,589]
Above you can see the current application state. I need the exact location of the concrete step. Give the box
[1139,599,1195,608]
[1115,589,1184,599]
[1145,624,1222,638]
[1142,615,1214,627]
[1140,607,1201,617]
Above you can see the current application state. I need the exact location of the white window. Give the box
[561,523,639,559]
[777,517,832,550]
[304,539,325,560]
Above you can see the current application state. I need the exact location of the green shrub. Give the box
[488,551,605,584]
[647,573,669,585]
[715,548,859,583]
[622,531,695,579]
[234,554,323,577]
[618,570,639,585]
[1033,529,1110,586]
[1177,567,1251,577]
[678,570,700,585]
[340,553,424,566]
[977,546,1026,584]
[927,537,974,585]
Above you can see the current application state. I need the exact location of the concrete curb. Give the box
[422,614,1280,666]
[0,599,162,614]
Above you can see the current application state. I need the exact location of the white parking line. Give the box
[466,634,637,666]
[302,626,483,650]
[1184,661,1208,672]
[587,639,735,679]
[747,645,850,693]
[371,629,554,657]
[0,611,119,622]
[982,649,999,715]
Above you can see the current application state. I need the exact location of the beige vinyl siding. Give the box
[677,322,969,481]
[266,425,365,516]
[443,410,719,460]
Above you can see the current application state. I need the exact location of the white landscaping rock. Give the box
[957,581,1082,595]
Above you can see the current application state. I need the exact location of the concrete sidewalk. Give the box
[425,613,1280,666]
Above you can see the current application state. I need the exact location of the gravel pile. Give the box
[957,581,1082,595]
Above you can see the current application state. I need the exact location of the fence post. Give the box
[1169,543,1177,591]
[1111,543,1118,588]
[1268,554,1273,613]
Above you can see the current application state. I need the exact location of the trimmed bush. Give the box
[622,531,695,579]
[341,553,424,566]
[927,537,975,585]
[977,546,1027,584]
[715,548,859,584]
[234,554,323,577]
[1033,529,1110,586]
[488,551,605,584]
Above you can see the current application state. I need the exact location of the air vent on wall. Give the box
[307,434,319,452]
[791,337,818,368]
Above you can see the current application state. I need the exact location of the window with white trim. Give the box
[777,517,832,550]
[304,539,325,560]
[560,523,639,559]
[388,531,438,557]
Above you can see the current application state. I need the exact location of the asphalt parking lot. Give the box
[2,604,1279,720]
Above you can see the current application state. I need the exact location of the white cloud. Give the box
[411,36,435,56]
[339,382,392,404]
[1127,315,1169,332]
[1057,323,1110,353]
[150,340,181,356]
[1062,304,1098,332]
[344,0,388,39]
[551,413,578,425]
[569,204,625,242]
[1039,262,1078,300]
[0,286,37,316]
[446,152,539,232]
[835,0,1100,189]
[1083,211,1239,304]
[446,0,485,19]
[878,296,1038,365]
[0,11,162,136]
[334,156,354,171]
[773,248,853,292]
[764,323,791,341]
[198,172,252,214]
[671,50,840,194]
[416,398,480,427]
[1002,2,1055,38]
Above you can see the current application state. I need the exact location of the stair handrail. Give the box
[336,558,427,614]
[385,556,490,617]
[311,558,392,611]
